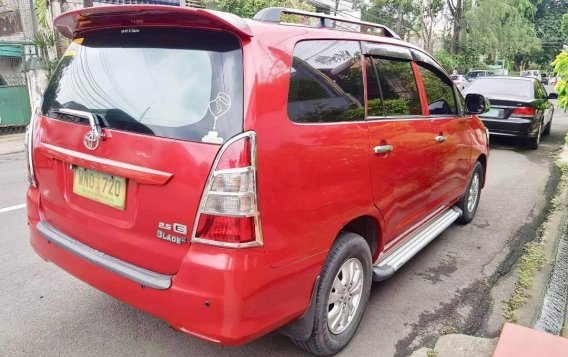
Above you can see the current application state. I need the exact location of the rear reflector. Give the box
[196,215,255,244]
[192,132,262,248]
[511,107,535,118]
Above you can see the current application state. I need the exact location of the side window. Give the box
[418,64,458,116]
[287,40,365,123]
[366,57,422,116]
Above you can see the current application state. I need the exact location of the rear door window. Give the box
[418,63,458,116]
[41,28,243,143]
[287,40,365,123]
[366,57,422,117]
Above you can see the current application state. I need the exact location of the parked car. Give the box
[464,76,557,149]
[520,70,541,80]
[541,73,549,85]
[26,5,490,356]
[466,70,494,81]
[450,74,468,90]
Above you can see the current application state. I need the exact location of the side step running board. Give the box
[372,207,462,281]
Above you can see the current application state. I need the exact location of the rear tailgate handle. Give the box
[435,135,447,143]
[373,145,394,154]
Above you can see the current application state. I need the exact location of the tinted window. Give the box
[288,41,364,123]
[465,78,533,99]
[42,29,243,143]
[535,82,547,99]
[418,64,457,115]
[366,58,421,117]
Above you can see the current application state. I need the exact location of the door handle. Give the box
[435,135,446,143]
[373,145,394,154]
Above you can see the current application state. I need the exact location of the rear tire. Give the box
[543,120,551,136]
[525,122,542,149]
[456,162,483,225]
[292,232,372,356]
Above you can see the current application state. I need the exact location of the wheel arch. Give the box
[278,215,382,341]
[340,215,381,261]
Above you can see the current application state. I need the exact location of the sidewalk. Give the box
[0,133,25,156]
[410,324,568,357]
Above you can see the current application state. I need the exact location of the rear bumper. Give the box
[27,187,323,346]
[481,118,538,138]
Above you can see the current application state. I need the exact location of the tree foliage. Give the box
[552,52,568,110]
[355,0,420,40]
[461,0,540,63]
[205,0,314,18]
[553,11,568,110]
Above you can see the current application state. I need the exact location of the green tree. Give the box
[553,12,568,110]
[354,0,420,40]
[417,0,445,53]
[205,0,314,18]
[460,0,540,69]
[446,0,464,55]
[517,0,568,69]
[562,13,568,38]
[552,51,568,110]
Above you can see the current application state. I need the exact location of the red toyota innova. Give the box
[26,5,490,355]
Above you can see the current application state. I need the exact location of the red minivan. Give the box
[26,5,489,355]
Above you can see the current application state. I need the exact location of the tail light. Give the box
[25,104,39,187]
[192,132,262,248]
[511,107,535,118]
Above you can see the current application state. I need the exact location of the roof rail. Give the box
[253,7,401,40]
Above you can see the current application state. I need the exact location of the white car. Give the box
[520,70,540,79]
[450,74,468,90]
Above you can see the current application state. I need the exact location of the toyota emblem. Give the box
[83,130,100,150]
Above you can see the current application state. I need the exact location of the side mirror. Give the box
[465,93,490,115]
[549,93,558,100]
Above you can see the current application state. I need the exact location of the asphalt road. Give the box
[1,109,568,357]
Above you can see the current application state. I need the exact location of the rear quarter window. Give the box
[287,40,365,123]
[41,28,243,144]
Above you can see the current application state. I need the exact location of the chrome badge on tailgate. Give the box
[157,222,188,245]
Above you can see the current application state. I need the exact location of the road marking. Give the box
[0,203,26,214]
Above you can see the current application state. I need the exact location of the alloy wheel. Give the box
[327,258,364,335]
[467,173,480,213]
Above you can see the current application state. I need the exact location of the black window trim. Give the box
[414,56,461,118]
[360,46,428,121]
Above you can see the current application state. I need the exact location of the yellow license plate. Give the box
[73,166,126,210]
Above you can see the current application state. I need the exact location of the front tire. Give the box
[292,232,372,356]
[456,162,483,224]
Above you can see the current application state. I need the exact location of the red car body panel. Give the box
[27,5,489,346]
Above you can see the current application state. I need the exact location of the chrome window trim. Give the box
[25,104,38,187]
[366,115,429,122]
[191,131,263,249]
[36,221,172,289]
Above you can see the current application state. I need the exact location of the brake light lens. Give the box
[192,132,262,248]
[25,104,40,187]
[511,107,535,118]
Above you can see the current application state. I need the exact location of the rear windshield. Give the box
[466,78,533,98]
[41,28,243,144]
